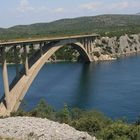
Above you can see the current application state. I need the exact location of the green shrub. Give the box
[71,111,112,136]
[29,99,55,119]
[99,121,131,140]
[129,125,140,140]
[56,104,71,123]
[10,99,140,140]
[70,108,84,120]
[11,109,27,117]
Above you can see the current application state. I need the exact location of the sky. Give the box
[0,0,140,28]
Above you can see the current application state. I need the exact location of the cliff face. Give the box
[92,34,140,61]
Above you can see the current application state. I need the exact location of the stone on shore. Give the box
[0,117,96,140]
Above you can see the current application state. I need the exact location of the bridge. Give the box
[0,34,98,116]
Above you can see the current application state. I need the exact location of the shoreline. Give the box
[0,51,140,66]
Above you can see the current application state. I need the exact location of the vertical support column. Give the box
[89,38,92,53]
[29,43,34,60]
[1,47,10,110]
[80,39,84,47]
[85,38,87,52]
[87,39,90,54]
[83,38,85,48]
[89,38,91,53]
[14,45,20,78]
[90,38,94,53]
[80,39,83,45]
[30,44,34,54]
[40,43,43,57]
[84,38,88,52]
[23,45,29,75]
[86,38,90,54]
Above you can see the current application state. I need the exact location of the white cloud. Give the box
[80,1,140,11]
[17,0,34,13]
[80,2,102,10]
[110,1,140,10]
[17,0,65,14]
[118,1,129,9]
[54,8,64,13]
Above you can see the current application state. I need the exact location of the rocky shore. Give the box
[92,34,140,61]
[0,117,96,140]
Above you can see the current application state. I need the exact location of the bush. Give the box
[71,111,112,136]
[70,108,83,120]
[130,125,140,140]
[99,121,131,140]
[11,109,27,117]
[11,99,140,140]
[29,99,55,119]
[56,104,71,123]
[72,116,103,134]
[93,52,100,57]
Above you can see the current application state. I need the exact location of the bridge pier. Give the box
[89,38,93,53]
[14,45,20,78]
[83,38,87,52]
[23,45,29,75]
[82,38,91,54]
[39,43,43,56]
[85,39,88,52]
[90,39,93,53]
[87,40,91,54]
[1,47,10,110]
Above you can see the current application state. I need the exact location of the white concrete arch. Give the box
[0,40,92,116]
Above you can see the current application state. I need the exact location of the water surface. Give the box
[0,55,140,122]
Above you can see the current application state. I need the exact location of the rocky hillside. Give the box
[92,34,140,61]
[0,117,96,140]
[0,14,140,40]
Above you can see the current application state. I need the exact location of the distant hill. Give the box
[0,14,140,40]
[0,28,6,33]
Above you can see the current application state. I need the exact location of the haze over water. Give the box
[0,55,140,122]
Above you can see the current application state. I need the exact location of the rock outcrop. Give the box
[0,117,96,140]
[92,34,140,61]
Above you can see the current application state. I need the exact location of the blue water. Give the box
[0,55,140,122]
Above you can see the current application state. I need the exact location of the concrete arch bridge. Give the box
[0,34,98,116]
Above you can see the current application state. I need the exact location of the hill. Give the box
[0,14,140,41]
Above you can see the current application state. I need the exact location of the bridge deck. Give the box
[0,34,99,47]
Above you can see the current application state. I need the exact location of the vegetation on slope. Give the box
[4,45,79,63]
[0,14,140,41]
[11,99,140,140]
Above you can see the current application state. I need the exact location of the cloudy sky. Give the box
[0,0,140,28]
